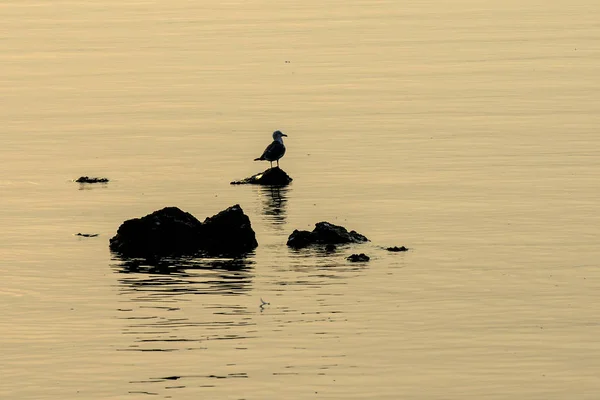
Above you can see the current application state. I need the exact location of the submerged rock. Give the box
[347,253,370,262]
[287,222,368,249]
[76,176,109,183]
[109,204,257,258]
[387,246,409,252]
[231,167,292,186]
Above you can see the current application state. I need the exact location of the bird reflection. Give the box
[258,185,289,227]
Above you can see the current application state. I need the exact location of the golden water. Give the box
[2,1,599,398]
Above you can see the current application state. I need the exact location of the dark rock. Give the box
[286,229,314,249]
[109,207,202,257]
[387,246,408,252]
[313,222,368,244]
[231,167,292,186]
[347,253,370,262]
[325,244,337,252]
[76,176,109,183]
[109,204,257,258]
[287,221,368,249]
[200,204,259,255]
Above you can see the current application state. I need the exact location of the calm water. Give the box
[2,1,600,399]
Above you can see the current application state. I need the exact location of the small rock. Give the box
[76,176,109,183]
[287,221,368,249]
[387,246,408,252]
[347,253,370,262]
[231,167,292,186]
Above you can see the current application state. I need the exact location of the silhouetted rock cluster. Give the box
[76,176,109,183]
[231,167,292,186]
[347,253,370,262]
[287,222,369,249]
[109,204,257,258]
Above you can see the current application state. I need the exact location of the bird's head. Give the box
[273,130,288,139]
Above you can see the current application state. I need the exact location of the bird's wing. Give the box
[260,141,285,160]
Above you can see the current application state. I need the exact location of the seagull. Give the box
[254,131,287,168]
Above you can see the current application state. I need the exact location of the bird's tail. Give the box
[254,157,262,161]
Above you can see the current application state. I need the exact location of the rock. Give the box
[287,221,368,249]
[313,222,368,244]
[231,167,292,186]
[387,246,408,252]
[200,204,259,255]
[286,229,314,248]
[347,253,370,262]
[76,176,109,183]
[109,207,203,257]
[109,204,257,258]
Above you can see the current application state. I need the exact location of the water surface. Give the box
[2,1,600,399]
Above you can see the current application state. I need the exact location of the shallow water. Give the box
[2,1,600,399]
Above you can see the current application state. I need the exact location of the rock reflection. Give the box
[113,256,255,297]
[258,185,289,227]
[111,256,257,354]
[77,182,108,191]
[265,245,371,290]
[111,255,258,396]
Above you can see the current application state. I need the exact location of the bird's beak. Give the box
[282,134,288,137]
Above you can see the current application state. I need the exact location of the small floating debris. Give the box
[76,176,109,183]
[76,233,99,237]
[347,253,370,262]
[386,246,408,252]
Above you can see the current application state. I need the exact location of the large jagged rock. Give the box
[231,167,292,186]
[109,205,257,258]
[287,222,369,249]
